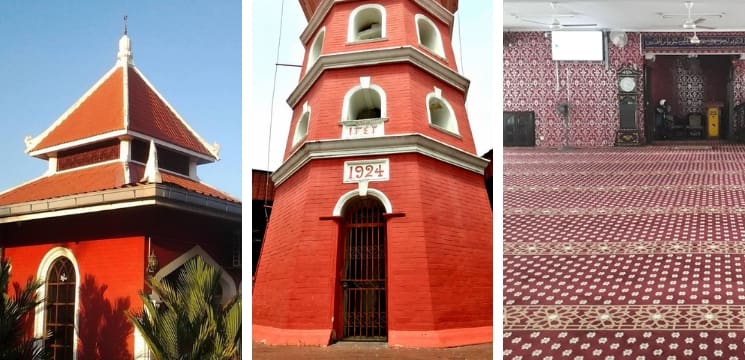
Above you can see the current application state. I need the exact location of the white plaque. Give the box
[343,159,390,183]
[341,119,385,139]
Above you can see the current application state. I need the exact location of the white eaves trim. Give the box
[300,0,454,45]
[0,183,241,224]
[287,46,469,108]
[271,133,489,186]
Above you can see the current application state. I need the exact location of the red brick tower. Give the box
[252,0,491,347]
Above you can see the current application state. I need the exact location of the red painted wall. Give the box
[300,0,457,75]
[285,63,475,159]
[4,231,143,360]
[503,32,645,147]
[253,153,492,344]
[1,206,240,359]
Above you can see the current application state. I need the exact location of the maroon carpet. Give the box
[504,144,745,359]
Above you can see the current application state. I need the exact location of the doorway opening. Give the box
[337,196,387,341]
[645,54,734,143]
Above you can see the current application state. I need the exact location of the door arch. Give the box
[338,196,387,341]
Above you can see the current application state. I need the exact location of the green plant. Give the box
[127,256,241,360]
[0,259,50,360]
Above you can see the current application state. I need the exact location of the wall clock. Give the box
[619,76,637,92]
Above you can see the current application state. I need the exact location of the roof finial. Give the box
[117,16,133,65]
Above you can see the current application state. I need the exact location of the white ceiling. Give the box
[504,1,745,32]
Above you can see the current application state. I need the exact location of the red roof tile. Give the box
[252,170,275,201]
[31,68,125,152]
[127,68,213,157]
[0,163,125,206]
[0,162,239,207]
[28,65,215,160]
[129,163,239,203]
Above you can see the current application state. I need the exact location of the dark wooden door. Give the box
[504,111,535,146]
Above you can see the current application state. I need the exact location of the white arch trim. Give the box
[347,4,387,42]
[425,91,459,135]
[307,27,326,72]
[34,246,81,359]
[153,245,237,303]
[415,14,445,58]
[340,83,388,122]
[333,188,393,216]
[293,105,311,146]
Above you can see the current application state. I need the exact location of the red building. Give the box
[0,33,241,359]
[252,0,492,348]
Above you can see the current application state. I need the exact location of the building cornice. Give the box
[271,134,488,186]
[0,183,240,224]
[287,46,470,108]
[300,0,454,45]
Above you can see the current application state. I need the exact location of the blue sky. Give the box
[250,1,494,171]
[0,1,242,199]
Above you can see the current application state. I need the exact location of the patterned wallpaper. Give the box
[647,55,729,120]
[503,32,645,147]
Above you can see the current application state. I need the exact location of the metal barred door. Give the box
[341,198,387,340]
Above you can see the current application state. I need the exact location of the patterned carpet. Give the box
[504,143,745,359]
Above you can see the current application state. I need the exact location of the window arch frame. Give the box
[34,247,81,360]
[293,102,311,146]
[153,245,238,305]
[347,4,386,43]
[307,27,326,71]
[426,89,460,135]
[341,82,388,123]
[415,14,446,58]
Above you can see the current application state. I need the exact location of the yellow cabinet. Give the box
[708,107,720,138]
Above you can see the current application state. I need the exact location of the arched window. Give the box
[348,89,382,120]
[426,88,459,135]
[45,257,77,360]
[293,104,311,146]
[307,28,325,70]
[35,248,80,360]
[340,78,388,139]
[342,80,387,121]
[415,14,445,58]
[348,4,386,42]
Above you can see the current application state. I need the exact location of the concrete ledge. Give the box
[253,324,332,346]
[388,326,492,348]
[0,183,240,223]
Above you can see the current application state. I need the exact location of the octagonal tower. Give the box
[252,0,492,348]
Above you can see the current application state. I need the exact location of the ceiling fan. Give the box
[512,2,597,30]
[659,1,722,30]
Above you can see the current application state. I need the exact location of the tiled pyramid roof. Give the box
[26,44,216,161]
[0,34,238,211]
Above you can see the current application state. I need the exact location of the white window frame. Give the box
[34,247,81,360]
[426,88,459,135]
[307,27,326,71]
[293,102,311,146]
[341,80,388,122]
[347,4,386,43]
[333,188,393,216]
[415,14,445,58]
